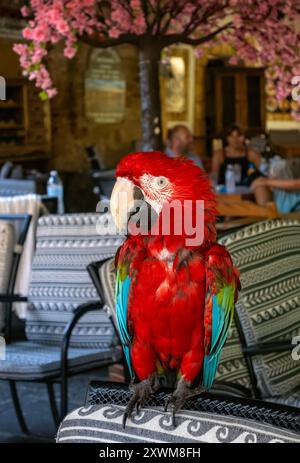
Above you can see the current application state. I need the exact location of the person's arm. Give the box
[252,177,300,191]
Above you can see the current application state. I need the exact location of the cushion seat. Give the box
[57,404,300,443]
[57,381,300,443]
[0,341,122,380]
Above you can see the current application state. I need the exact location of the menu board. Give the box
[85,48,126,124]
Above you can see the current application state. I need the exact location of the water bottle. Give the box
[233,164,242,184]
[47,170,64,214]
[269,155,285,178]
[259,157,269,175]
[225,164,236,193]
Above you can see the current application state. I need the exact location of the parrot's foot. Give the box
[165,378,205,427]
[123,373,160,428]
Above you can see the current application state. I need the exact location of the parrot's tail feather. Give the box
[202,353,220,390]
[124,345,134,378]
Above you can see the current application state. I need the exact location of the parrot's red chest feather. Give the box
[124,237,206,381]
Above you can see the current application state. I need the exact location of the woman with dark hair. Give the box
[211,124,271,205]
[212,124,250,185]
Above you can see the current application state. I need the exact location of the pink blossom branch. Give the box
[161,22,233,47]
[80,32,139,48]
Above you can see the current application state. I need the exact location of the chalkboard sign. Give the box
[85,48,126,124]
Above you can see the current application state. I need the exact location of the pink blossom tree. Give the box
[14,0,300,150]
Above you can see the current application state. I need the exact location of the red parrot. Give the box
[110,151,240,426]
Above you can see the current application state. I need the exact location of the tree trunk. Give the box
[139,43,163,151]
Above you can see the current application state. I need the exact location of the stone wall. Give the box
[49,43,141,173]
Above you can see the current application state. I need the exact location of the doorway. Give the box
[205,60,266,153]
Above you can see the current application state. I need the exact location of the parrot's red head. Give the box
[111,151,217,246]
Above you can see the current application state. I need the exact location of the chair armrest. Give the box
[243,341,293,356]
[61,300,103,359]
[0,294,28,303]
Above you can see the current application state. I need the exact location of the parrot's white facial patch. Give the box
[139,173,173,214]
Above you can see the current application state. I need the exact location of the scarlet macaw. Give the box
[110,151,240,426]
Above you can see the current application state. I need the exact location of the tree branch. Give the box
[183,4,228,36]
[79,20,232,52]
[79,32,139,48]
[161,22,232,48]
[160,4,186,35]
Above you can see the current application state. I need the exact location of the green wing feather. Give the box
[202,259,237,389]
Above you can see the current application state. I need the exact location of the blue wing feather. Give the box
[202,285,235,389]
[115,269,134,377]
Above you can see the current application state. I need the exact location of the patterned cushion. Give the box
[99,258,252,391]
[267,387,300,409]
[0,340,121,380]
[0,221,14,334]
[219,219,300,397]
[26,213,123,348]
[56,404,300,443]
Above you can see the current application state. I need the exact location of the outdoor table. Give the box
[216,186,278,233]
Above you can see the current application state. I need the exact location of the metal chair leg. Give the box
[9,380,30,435]
[60,372,68,420]
[46,382,60,427]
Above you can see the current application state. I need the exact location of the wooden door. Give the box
[206,64,266,145]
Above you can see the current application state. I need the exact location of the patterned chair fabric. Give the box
[98,258,252,391]
[0,213,124,381]
[219,219,300,399]
[0,341,121,380]
[25,213,123,348]
[0,220,14,333]
[56,404,300,443]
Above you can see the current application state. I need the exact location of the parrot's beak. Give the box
[110,177,144,233]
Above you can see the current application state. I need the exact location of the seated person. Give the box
[165,125,204,169]
[251,158,300,213]
[212,124,262,185]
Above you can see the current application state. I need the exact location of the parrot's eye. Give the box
[155,176,168,189]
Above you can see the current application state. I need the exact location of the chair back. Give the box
[219,219,300,398]
[26,213,123,348]
[85,146,115,200]
[0,214,32,338]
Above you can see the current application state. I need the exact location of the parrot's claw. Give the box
[123,374,160,428]
[165,379,205,428]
